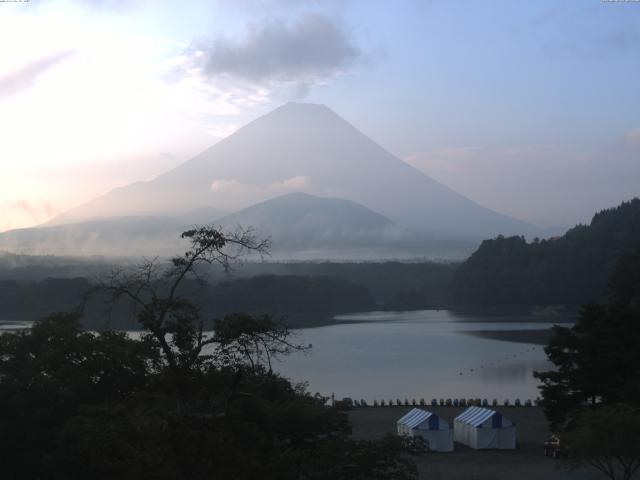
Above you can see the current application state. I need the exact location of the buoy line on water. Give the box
[456,346,537,377]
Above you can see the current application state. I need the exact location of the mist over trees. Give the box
[451,199,640,306]
[0,226,424,479]
[0,261,456,328]
[0,103,544,261]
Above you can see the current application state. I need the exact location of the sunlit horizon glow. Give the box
[1,0,639,232]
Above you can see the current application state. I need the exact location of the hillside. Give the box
[451,198,640,306]
[216,192,431,258]
[0,216,190,257]
[0,193,470,258]
[207,274,375,322]
[49,102,537,242]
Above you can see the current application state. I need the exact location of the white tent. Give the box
[453,406,516,450]
[396,408,454,452]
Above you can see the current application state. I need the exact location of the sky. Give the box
[0,0,638,232]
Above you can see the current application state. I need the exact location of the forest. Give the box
[451,199,640,306]
[1,199,639,327]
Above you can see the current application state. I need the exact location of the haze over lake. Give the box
[275,310,573,402]
[0,309,570,403]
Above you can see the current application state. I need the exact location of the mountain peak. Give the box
[44,101,537,242]
[263,102,340,125]
[277,101,332,112]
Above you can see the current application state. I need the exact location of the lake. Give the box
[0,309,573,404]
[273,309,574,403]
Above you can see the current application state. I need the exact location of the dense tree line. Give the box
[535,249,640,480]
[0,227,423,479]
[451,198,640,306]
[0,258,456,315]
[221,261,456,309]
[0,263,456,328]
[0,277,90,319]
[535,248,640,427]
[0,275,376,329]
[209,274,375,318]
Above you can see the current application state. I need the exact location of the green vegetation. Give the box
[0,227,423,479]
[0,260,456,328]
[451,198,640,306]
[563,405,640,480]
[0,277,89,320]
[534,248,640,428]
[223,261,456,309]
[535,249,640,479]
[2,199,639,325]
[209,274,375,321]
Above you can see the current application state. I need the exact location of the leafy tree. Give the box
[535,249,640,429]
[563,405,640,480]
[213,312,309,372]
[452,198,640,306]
[90,226,270,373]
[0,226,423,479]
[0,313,159,478]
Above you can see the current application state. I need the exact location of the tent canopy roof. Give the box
[455,406,509,427]
[397,408,436,429]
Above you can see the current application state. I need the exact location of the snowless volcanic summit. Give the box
[56,103,534,238]
[3,103,540,257]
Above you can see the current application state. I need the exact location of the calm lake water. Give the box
[273,309,573,403]
[1,309,573,403]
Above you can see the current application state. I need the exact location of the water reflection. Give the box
[275,309,571,402]
[0,309,570,403]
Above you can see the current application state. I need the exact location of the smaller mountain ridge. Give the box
[217,192,417,253]
[0,193,467,259]
[48,102,538,240]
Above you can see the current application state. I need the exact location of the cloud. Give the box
[199,13,360,85]
[204,123,240,139]
[210,179,246,193]
[624,128,640,149]
[210,175,310,195]
[269,175,309,190]
[74,0,144,9]
[0,50,75,99]
[0,199,58,232]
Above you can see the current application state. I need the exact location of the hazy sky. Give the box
[1,0,638,232]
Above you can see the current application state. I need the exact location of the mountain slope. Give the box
[0,192,474,258]
[451,198,640,306]
[216,192,419,256]
[53,102,536,240]
[0,216,190,257]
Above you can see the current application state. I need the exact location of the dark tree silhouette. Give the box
[91,225,270,371]
[535,249,640,429]
[0,226,423,479]
[452,198,640,306]
[564,405,640,480]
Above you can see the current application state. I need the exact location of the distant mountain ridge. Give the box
[0,193,463,258]
[51,102,537,239]
[3,102,544,258]
[451,198,640,306]
[218,192,414,249]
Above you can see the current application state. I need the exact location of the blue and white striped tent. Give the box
[454,406,516,449]
[397,408,453,452]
